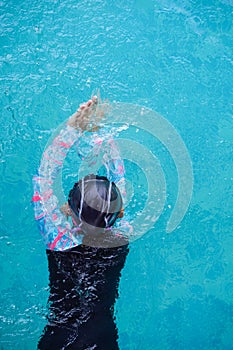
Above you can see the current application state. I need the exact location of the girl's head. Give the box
[68,174,124,229]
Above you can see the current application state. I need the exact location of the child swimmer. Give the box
[32,96,129,349]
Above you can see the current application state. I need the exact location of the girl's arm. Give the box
[32,97,99,251]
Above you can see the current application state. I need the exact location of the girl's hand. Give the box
[68,95,107,132]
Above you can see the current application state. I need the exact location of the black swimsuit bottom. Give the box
[38,244,129,350]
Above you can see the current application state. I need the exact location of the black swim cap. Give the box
[68,174,123,229]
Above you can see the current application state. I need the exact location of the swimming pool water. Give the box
[0,0,232,349]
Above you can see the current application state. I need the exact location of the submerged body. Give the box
[38,244,128,350]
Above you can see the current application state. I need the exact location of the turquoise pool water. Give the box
[0,0,232,349]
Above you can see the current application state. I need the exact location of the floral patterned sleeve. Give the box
[32,126,83,251]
